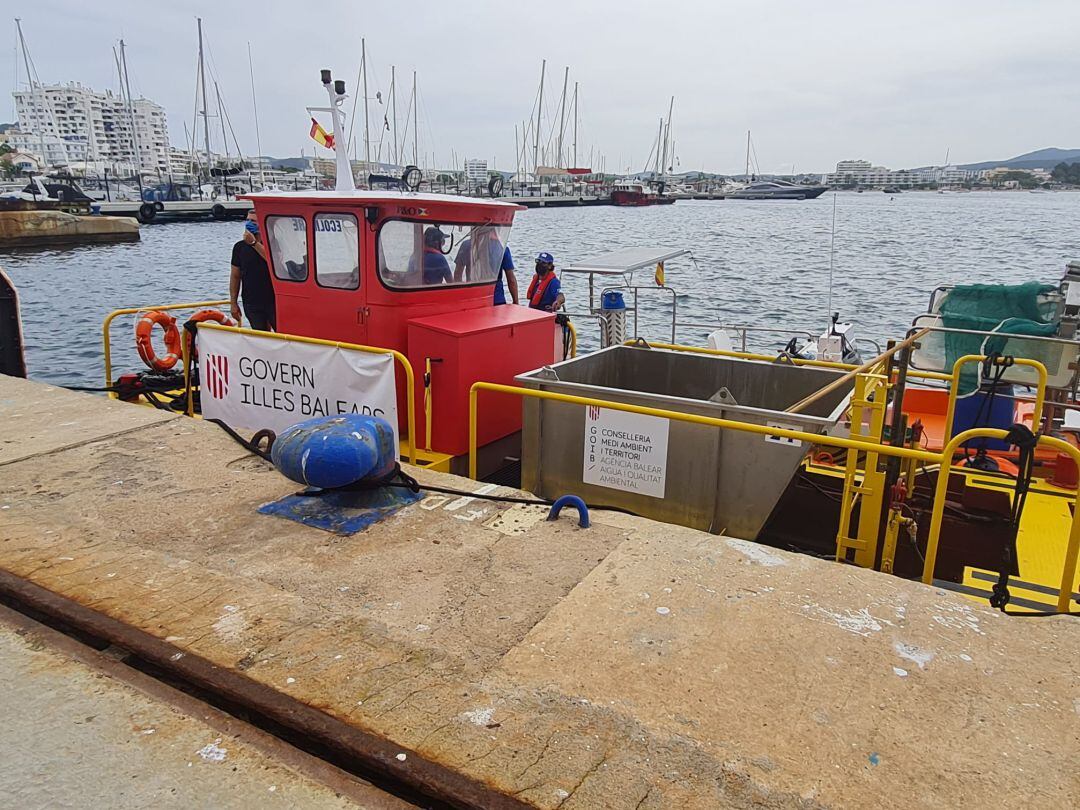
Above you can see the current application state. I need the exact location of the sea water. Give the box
[3,191,1078,386]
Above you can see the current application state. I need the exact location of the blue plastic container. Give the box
[601,291,626,310]
[951,386,1014,450]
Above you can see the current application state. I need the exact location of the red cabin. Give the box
[242,190,559,472]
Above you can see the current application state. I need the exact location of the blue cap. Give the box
[536,252,554,264]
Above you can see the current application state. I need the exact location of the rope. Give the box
[204,418,274,462]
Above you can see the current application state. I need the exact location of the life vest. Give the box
[527,271,557,309]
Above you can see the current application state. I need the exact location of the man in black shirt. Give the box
[230,212,277,331]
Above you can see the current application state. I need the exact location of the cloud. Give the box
[6,0,1079,172]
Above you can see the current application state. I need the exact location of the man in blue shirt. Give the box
[407,227,453,286]
[454,227,519,304]
[526,252,565,311]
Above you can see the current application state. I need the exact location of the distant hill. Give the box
[958,148,1080,171]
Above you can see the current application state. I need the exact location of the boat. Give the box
[98,69,1080,618]
[727,179,828,200]
[883,186,902,194]
[610,179,676,206]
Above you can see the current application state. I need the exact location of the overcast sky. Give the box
[6,0,1079,174]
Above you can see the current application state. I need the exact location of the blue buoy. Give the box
[271,415,397,489]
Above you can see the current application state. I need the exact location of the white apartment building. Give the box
[464,158,488,185]
[823,159,975,188]
[11,82,170,175]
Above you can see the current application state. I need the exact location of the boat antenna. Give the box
[826,190,837,330]
[247,42,265,188]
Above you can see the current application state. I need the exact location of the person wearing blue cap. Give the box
[406,226,453,286]
[229,211,276,330]
[526,251,564,311]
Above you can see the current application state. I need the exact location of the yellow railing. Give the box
[942,355,1048,441]
[197,322,417,465]
[629,340,954,382]
[468,381,1080,614]
[923,428,1080,613]
[102,299,230,387]
[566,320,578,358]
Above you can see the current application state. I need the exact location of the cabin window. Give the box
[378,220,511,290]
[266,215,308,282]
[313,213,360,290]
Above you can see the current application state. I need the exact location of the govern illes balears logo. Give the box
[204,353,229,399]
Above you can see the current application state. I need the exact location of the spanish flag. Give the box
[309,117,334,149]
[655,261,665,287]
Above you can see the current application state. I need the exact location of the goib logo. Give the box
[204,353,229,399]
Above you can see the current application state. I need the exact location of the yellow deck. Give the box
[805,460,1079,611]
[960,475,1080,612]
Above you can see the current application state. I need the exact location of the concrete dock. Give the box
[0,614,395,808]
[0,208,139,247]
[0,373,1077,808]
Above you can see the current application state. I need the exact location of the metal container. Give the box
[517,345,853,538]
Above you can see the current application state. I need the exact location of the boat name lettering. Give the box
[314,218,345,232]
[237,356,316,388]
[396,206,428,217]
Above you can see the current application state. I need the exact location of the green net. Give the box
[938,282,1058,395]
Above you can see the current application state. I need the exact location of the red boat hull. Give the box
[611,190,676,206]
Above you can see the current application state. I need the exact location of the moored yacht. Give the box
[727,179,828,200]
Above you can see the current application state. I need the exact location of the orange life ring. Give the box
[183,308,237,358]
[135,310,182,372]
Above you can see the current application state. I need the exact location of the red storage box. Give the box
[407,307,555,456]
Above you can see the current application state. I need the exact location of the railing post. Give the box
[468,386,479,480]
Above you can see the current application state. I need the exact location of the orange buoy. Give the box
[183,308,237,358]
[134,310,182,372]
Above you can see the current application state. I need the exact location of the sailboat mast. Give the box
[16,19,50,168]
[360,39,371,171]
[247,43,265,187]
[214,82,229,166]
[654,118,663,176]
[744,129,750,180]
[514,124,520,180]
[412,70,418,166]
[572,81,578,168]
[533,60,545,177]
[661,95,674,178]
[556,66,568,168]
[120,40,144,189]
[390,66,397,165]
[197,18,212,179]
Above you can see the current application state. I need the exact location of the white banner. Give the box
[198,326,398,442]
[583,405,669,498]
